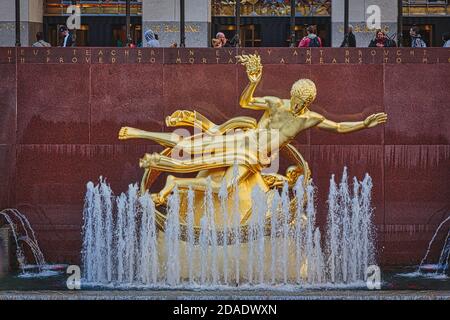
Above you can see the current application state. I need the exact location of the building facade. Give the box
[0,0,449,47]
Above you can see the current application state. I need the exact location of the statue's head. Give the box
[290,79,317,114]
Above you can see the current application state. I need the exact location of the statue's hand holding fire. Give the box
[237,54,263,83]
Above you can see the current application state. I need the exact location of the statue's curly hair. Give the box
[290,79,317,106]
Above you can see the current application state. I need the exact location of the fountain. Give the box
[81,167,376,288]
[418,215,450,276]
[0,208,47,276]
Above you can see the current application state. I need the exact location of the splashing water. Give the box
[0,208,46,274]
[417,215,450,276]
[81,168,377,288]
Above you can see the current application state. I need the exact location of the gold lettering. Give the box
[137,57,142,63]
[46,57,50,63]
[59,57,64,63]
[228,58,234,64]
[7,49,12,56]
[331,58,337,64]
[423,58,428,64]
[215,50,220,57]
[111,57,116,64]
[138,50,142,56]
[85,49,91,56]
[359,57,363,64]
[47,49,51,56]
[202,58,207,64]
[20,49,24,56]
[267,49,272,56]
[383,50,389,56]
[111,50,116,56]
[345,57,350,64]
[319,57,324,64]
[345,50,350,56]
[292,50,298,56]
[189,50,195,56]
[410,50,415,56]
[397,50,402,56]
[371,50,376,56]
[72,57,78,63]
[176,58,182,64]
[396,58,402,64]
[72,49,77,56]
[384,57,389,63]
[216,57,220,64]
[85,57,91,63]
[20,57,25,63]
[279,58,285,64]
[8,57,12,63]
[150,57,156,64]
[98,50,104,56]
[33,50,38,56]
[124,50,129,56]
[150,50,155,56]
[305,58,311,64]
[189,57,195,64]
[98,57,103,63]
[358,50,363,57]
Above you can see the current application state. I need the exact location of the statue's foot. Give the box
[118,127,131,140]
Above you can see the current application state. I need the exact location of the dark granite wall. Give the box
[0,47,449,266]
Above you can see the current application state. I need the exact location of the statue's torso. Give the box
[259,98,322,147]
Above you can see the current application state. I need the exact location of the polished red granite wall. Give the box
[0,47,449,266]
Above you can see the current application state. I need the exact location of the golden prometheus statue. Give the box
[118,54,387,242]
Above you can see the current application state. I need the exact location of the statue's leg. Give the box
[140,152,241,173]
[118,127,181,148]
[154,165,250,205]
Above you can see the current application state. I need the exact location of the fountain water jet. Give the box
[81,168,377,288]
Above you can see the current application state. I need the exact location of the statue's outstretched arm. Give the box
[237,54,269,111]
[315,112,387,133]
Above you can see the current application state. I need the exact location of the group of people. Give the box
[32,24,450,49]
[211,25,445,49]
[32,25,75,48]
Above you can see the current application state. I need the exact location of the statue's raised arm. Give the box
[237,54,270,111]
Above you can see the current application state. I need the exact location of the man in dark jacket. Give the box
[59,26,74,47]
[340,25,356,47]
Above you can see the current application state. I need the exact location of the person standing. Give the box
[340,25,356,47]
[144,29,160,48]
[59,26,74,47]
[410,26,427,48]
[298,25,322,48]
[442,33,450,47]
[32,32,51,47]
[213,32,231,48]
[369,29,395,48]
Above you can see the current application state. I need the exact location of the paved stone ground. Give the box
[1,290,450,300]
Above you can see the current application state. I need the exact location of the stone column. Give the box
[331,0,398,47]
[142,0,211,48]
[0,0,44,47]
